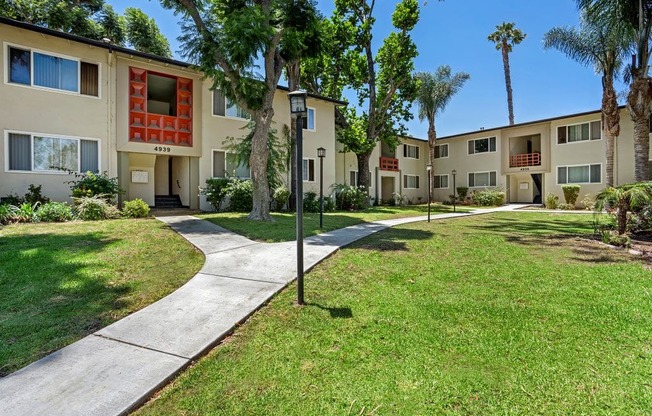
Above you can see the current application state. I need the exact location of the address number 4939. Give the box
[154,146,171,153]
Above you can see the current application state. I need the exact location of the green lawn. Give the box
[199,204,469,242]
[137,212,651,415]
[0,219,203,376]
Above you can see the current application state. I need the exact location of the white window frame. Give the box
[433,174,449,189]
[4,42,101,99]
[468,171,497,188]
[556,120,602,145]
[434,143,449,159]
[303,107,316,131]
[404,144,420,160]
[4,130,101,174]
[211,148,251,179]
[467,137,497,155]
[302,158,315,182]
[403,174,420,189]
[556,163,602,185]
[211,90,250,120]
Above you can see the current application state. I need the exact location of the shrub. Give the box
[69,171,123,202]
[14,203,39,223]
[0,204,19,225]
[74,195,121,221]
[122,199,150,218]
[24,184,50,205]
[580,193,595,211]
[471,189,505,206]
[201,178,230,211]
[36,202,74,222]
[600,230,631,247]
[558,203,575,210]
[226,178,253,212]
[456,186,469,200]
[303,191,320,213]
[545,193,559,209]
[324,196,336,212]
[273,185,290,212]
[561,185,580,205]
[1,193,23,206]
[332,184,368,211]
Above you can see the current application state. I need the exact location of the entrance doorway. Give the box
[154,155,190,208]
[381,176,395,204]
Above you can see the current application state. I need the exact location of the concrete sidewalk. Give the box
[0,206,520,416]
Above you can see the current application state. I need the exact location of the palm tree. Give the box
[488,22,526,125]
[543,16,628,187]
[414,67,470,199]
[578,0,650,181]
[595,183,651,234]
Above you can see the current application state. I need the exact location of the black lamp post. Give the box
[452,169,457,213]
[317,147,326,229]
[288,90,307,305]
[426,163,432,222]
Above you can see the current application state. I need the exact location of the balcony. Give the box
[379,157,399,171]
[510,152,541,168]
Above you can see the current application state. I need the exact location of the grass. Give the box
[198,204,470,242]
[0,218,204,376]
[137,212,652,415]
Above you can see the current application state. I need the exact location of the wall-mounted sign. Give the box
[519,182,529,190]
[131,170,149,184]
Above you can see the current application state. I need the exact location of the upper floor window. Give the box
[213,89,249,119]
[557,121,601,144]
[434,174,449,189]
[468,137,496,155]
[403,144,420,159]
[557,164,601,184]
[404,174,420,189]
[6,131,99,173]
[7,46,99,96]
[212,150,250,178]
[302,107,316,131]
[303,158,315,182]
[434,144,448,159]
[468,171,497,187]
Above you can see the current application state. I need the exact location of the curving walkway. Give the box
[0,206,522,416]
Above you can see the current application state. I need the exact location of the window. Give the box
[303,159,315,182]
[468,137,496,155]
[434,144,448,159]
[302,108,316,131]
[468,171,497,187]
[403,174,420,189]
[557,121,601,144]
[349,170,372,186]
[7,45,99,96]
[213,89,249,119]
[6,132,98,173]
[557,164,601,184]
[403,144,420,159]
[433,174,449,189]
[212,150,250,178]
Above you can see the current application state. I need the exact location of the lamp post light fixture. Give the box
[288,90,307,305]
[452,169,457,213]
[426,163,432,222]
[317,147,326,229]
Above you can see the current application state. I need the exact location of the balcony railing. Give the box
[510,152,541,168]
[379,157,399,171]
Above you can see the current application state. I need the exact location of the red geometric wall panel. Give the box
[128,66,193,146]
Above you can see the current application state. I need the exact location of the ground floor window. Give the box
[434,174,449,189]
[7,131,98,173]
[349,170,372,187]
[303,158,315,182]
[557,164,601,184]
[403,174,420,189]
[468,171,497,187]
[212,150,250,178]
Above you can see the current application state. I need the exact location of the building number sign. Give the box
[154,146,172,153]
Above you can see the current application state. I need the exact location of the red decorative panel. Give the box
[128,67,193,147]
[379,157,399,171]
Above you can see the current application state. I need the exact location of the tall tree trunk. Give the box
[248,111,273,221]
[501,40,515,125]
[602,76,620,188]
[287,60,300,211]
[617,202,629,235]
[356,151,372,192]
[627,75,652,182]
[427,119,437,202]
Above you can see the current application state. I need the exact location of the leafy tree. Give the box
[124,7,171,58]
[488,22,526,125]
[596,183,651,234]
[330,0,420,192]
[162,0,322,220]
[414,66,469,197]
[578,0,652,182]
[544,15,628,188]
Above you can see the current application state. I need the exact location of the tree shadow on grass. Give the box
[352,228,434,252]
[307,303,353,319]
[468,216,595,236]
[0,232,131,377]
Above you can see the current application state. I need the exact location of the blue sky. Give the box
[111,0,625,138]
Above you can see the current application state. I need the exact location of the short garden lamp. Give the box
[288,90,308,306]
[426,163,432,222]
[317,147,326,229]
[452,169,457,213]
